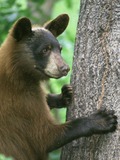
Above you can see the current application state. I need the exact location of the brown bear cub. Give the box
[0,14,117,160]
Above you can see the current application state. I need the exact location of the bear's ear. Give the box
[11,17,32,41]
[44,14,69,37]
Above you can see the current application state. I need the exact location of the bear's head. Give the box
[8,14,70,81]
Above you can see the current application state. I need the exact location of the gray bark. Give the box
[61,0,120,160]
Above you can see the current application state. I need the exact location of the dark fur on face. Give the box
[24,28,69,80]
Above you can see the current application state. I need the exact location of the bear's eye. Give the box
[42,48,48,53]
[42,46,51,55]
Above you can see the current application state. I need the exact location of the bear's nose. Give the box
[60,65,70,76]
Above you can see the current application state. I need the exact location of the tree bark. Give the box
[61,0,120,160]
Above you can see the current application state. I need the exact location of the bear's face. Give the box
[9,14,70,80]
[26,28,70,79]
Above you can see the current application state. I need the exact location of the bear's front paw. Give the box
[90,108,118,134]
[61,84,73,106]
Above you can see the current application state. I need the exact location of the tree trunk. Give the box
[61,0,120,160]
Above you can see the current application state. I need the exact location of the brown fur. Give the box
[0,25,66,160]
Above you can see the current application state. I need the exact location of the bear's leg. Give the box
[47,108,117,152]
[47,84,73,109]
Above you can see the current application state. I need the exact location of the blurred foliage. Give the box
[0,0,79,160]
[0,154,13,160]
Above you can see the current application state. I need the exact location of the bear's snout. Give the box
[59,64,70,76]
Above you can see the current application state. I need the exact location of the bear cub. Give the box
[0,14,117,160]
